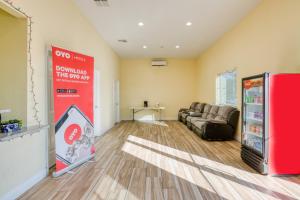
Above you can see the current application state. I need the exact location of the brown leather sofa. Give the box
[179,103,239,140]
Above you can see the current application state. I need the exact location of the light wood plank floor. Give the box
[19,121,300,200]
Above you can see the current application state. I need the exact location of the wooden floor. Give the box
[19,121,300,200]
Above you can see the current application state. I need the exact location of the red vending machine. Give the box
[241,73,300,175]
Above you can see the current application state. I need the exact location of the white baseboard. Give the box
[101,127,111,135]
[1,169,47,200]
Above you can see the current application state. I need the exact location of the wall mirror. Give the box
[0,3,27,125]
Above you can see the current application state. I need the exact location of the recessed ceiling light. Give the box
[175,45,180,49]
[138,22,144,26]
[142,45,147,49]
[186,21,192,26]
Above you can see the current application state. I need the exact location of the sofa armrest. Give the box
[227,110,240,129]
[202,122,234,140]
[179,108,189,112]
[207,119,226,124]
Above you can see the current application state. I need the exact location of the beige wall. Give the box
[0,0,119,198]
[121,59,197,120]
[0,9,27,123]
[196,0,300,140]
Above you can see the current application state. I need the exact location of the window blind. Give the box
[216,70,237,106]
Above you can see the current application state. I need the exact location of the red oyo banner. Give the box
[52,46,95,175]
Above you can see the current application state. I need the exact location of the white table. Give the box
[129,106,165,121]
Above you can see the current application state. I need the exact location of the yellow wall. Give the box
[121,59,197,120]
[0,9,27,123]
[196,0,300,140]
[0,0,119,198]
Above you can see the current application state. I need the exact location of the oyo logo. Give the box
[55,50,71,59]
[64,124,82,145]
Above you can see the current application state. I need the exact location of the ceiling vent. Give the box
[118,39,128,43]
[94,0,109,7]
[151,59,168,67]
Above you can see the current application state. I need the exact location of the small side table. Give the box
[129,106,165,121]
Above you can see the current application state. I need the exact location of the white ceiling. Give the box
[74,0,261,58]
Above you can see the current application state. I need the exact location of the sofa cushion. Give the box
[215,106,236,121]
[193,121,208,134]
[207,105,219,119]
[186,116,193,123]
[187,115,202,123]
[201,104,212,119]
[191,117,209,124]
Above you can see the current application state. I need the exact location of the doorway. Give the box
[94,69,101,136]
[113,80,120,123]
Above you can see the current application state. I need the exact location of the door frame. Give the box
[46,46,53,173]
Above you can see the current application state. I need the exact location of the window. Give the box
[216,70,237,106]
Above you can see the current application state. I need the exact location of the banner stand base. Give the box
[52,153,95,178]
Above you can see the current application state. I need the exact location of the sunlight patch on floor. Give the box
[138,114,155,121]
[264,176,300,199]
[128,135,250,175]
[128,135,191,162]
[89,174,138,200]
[192,155,300,199]
[122,141,282,200]
[135,120,169,127]
[123,135,299,200]
[122,141,217,195]
[152,120,169,126]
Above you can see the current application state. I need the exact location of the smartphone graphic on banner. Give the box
[55,105,94,166]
